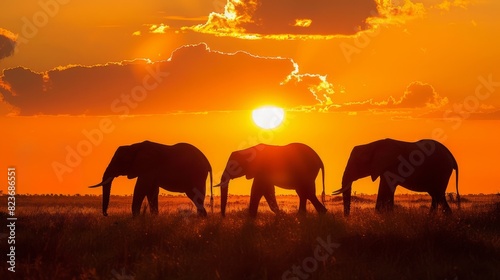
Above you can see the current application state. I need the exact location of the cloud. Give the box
[184,0,380,39]
[163,15,209,22]
[372,0,426,25]
[466,110,500,120]
[418,108,500,120]
[180,0,436,40]
[0,43,332,116]
[0,28,17,60]
[395,82,448,108]
[433,0,470,11]
[149,24,170,34]
[330,81,448,112]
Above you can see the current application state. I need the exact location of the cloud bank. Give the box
[0,29,16,60]
[179,0,447,39]
[330,81,449,112]
[0,43,333,116]
[185,0,380,39]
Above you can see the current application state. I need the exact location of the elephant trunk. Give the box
[220,172,231,217]
[102,181,112,216]
[101,168,117,216]
[97,168,115,216]
[342,182,352,216]
[221,183,228,217]
[88,175,114,216]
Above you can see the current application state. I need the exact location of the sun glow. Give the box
[252,106,285,129]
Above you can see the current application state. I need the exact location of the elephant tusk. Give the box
[213,180,230,188]
[332,186,350,195]
[88,177,113,188]
[88,183,102,188]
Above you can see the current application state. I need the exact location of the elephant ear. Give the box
[245,165,256,180]
[107,145,137,178]
[127,142,154,179]
[237,148,258,180]
[244,154,257,180]
[369,140,401,181]
[347,145,374,181]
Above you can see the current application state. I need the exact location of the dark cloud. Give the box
[188,0,379,38]
[419,109,500,120]
[0,43,330,116]
[396,82,446,108]
[468,110,500,120]
[331,81,448,112]
[0,29,16,60]
[238,0,378,35]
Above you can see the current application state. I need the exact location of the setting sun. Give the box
[252,106,285,129]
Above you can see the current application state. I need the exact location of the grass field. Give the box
[1,194,499,280]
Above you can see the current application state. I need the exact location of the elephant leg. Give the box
[297,183,327,214]
[295,188,308,214]
[249,179,265,217]
[436,180,452,214]
[298,196,307,214]
[430,191,451,214]
[376,178,395,212]
[146,187,160,215]
[437,192,452,214]
[186,186,207,217]
[132,178,149,216]
[429,195,438,213]
[305,183,327,214]
[263,185,280,214]
[309,195,327,214]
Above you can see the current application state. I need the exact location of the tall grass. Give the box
[1,195,499,279]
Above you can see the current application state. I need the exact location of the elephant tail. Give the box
[321,163,326,205]
[209,169,214,214]
[454,158,460,210]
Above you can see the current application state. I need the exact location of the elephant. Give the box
[332,138,460,216]
[89,141,213,217]
[216,143,327,217]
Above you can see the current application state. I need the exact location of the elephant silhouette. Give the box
[216,143,327,217]
[333,139,460,215]
[89,141,212,216]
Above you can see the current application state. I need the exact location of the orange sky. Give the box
[1,0,499,195]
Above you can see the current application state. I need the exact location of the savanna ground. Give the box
[1,194,499,280]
